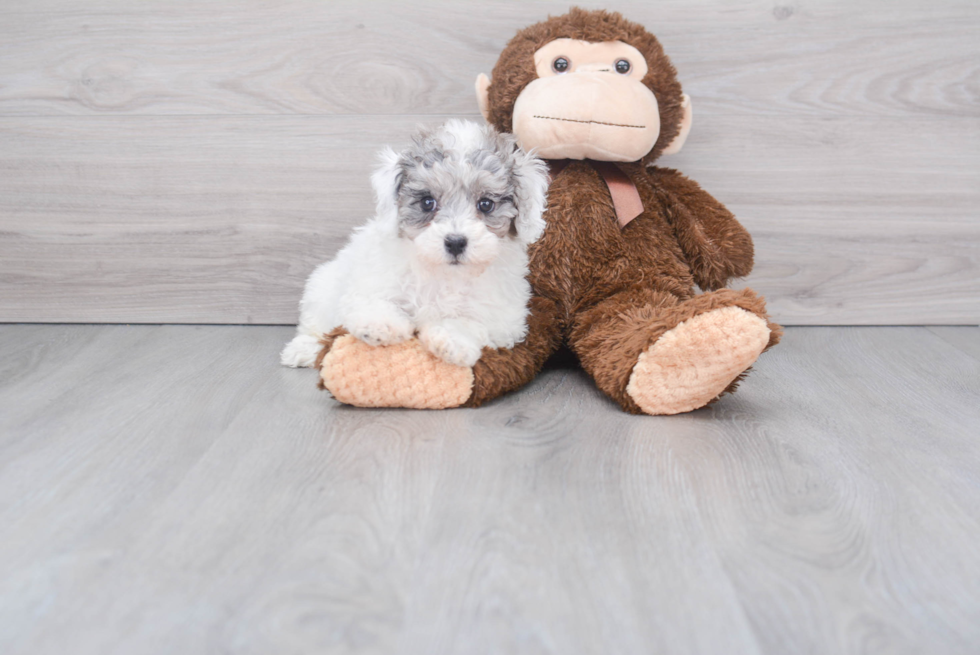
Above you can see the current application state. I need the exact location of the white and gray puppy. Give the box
[280,119,549,369]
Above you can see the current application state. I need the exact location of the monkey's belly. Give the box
[530,227,696,321]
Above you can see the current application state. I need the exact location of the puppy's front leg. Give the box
[418,319,489,368]
[344,301,415,347]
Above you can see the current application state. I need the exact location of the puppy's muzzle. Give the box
[444,234,467,261]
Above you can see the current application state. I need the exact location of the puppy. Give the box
[280,119,549,369]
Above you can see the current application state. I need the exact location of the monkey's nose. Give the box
[444,235,467,257]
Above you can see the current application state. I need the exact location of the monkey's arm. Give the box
[648,167,754,291]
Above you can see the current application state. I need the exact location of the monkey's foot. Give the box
[320,336,473,409]
[626,306,770,415]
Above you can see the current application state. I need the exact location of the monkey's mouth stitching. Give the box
[533,115,646,129]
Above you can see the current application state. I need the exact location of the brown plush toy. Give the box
[317,8,781,414]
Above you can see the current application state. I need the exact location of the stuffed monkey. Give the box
[317,8,781,414]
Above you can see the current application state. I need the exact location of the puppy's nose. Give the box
[444,235,467,257]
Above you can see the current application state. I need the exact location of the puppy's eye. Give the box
[552,57,570,73]
[420,196,437,212]
[477,198,495,213]
[615,59,631,74]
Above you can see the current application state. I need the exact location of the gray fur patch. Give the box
[393,122,527,240]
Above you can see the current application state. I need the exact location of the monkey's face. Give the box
[476,15,694,164]
[511,39,661,162]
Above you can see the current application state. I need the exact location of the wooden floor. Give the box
[0,324,978,654]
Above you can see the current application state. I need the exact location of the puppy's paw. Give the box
[419,325,482,367]
[346,313,414,347]
[281,334,323,368]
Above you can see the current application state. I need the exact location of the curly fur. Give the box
[281,119,549,369]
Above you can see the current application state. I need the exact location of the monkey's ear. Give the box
[662,94,693,156]
[475,73,491,122]
[370,146,403,227]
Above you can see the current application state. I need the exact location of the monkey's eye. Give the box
[615,59,631,74]
[552,57,570,73]
[420,196,437,212]
[477,198,495,213]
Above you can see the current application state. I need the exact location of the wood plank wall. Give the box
[0,0,977,325]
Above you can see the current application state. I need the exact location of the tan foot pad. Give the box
[626,306,770,415]
[320,335,473,409]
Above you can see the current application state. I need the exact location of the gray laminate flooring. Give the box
[0,325,978,655]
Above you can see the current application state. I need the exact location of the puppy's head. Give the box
[371,119,548,271]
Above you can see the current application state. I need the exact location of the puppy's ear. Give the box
[370,146,404,226]
[509,146,549,245]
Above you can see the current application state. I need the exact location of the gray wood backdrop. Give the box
[1,0,977,325]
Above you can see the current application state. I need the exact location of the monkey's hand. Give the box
[649,167,755,291]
